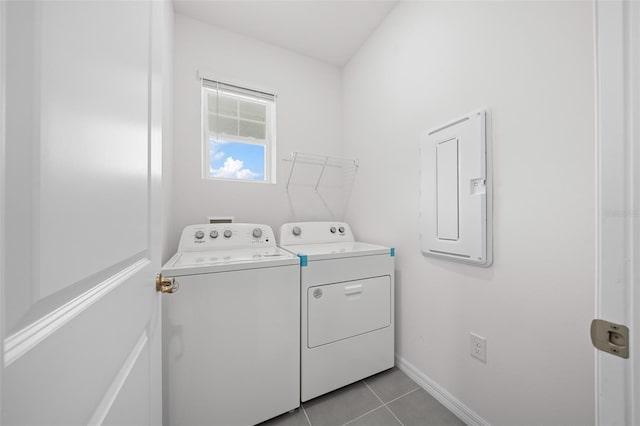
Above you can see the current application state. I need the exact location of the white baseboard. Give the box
[395,355,491,426]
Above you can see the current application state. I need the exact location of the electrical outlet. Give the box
[470,332,487,363]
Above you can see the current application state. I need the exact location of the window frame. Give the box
[200,78,277,184]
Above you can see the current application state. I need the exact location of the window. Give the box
[202,79,276,183]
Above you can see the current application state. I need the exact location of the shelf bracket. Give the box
[314,157,329,191]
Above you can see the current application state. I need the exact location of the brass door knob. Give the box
[156,273,179,293]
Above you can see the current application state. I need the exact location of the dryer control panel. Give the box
[279,222,355,246]
[177,223,276,252]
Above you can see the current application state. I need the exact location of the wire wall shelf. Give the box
[283,152,359,191]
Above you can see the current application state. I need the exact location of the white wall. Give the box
[171,14,343,251]
[342,2,595,425]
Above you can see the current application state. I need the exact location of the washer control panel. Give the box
[279,222,354,245]
[178,223,276,252]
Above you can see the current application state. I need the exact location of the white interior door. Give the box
[595,1,639,424]
[1,1,165,424]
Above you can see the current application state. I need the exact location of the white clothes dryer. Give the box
[161,224,300,426]
[279,221,395,402]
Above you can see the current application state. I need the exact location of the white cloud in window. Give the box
[212,150,225,162]
[212,156,259,180]
[210,141,226,163]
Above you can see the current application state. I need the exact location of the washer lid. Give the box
[161,247,299,277]
[280,241,390,261]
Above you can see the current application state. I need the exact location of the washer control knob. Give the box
[223,230,232,239]
[330,226,337,234]
[338,226,345,234]
[253,228,262,238]
[195,230,205,240]
[292,226,301,236]
[210,230,218,239]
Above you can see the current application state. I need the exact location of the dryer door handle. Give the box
[344,284,363,295]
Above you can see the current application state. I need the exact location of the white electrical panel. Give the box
[420,110,492,267]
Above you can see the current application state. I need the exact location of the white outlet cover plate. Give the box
[470,332,487,363]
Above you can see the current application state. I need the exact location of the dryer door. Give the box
[307,276,391,348]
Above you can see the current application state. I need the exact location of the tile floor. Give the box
[260,368,465,426]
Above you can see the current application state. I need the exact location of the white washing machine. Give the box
[279,221,395,402]
[161,223,300,426]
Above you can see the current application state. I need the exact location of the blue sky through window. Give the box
[209,139,265,181]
